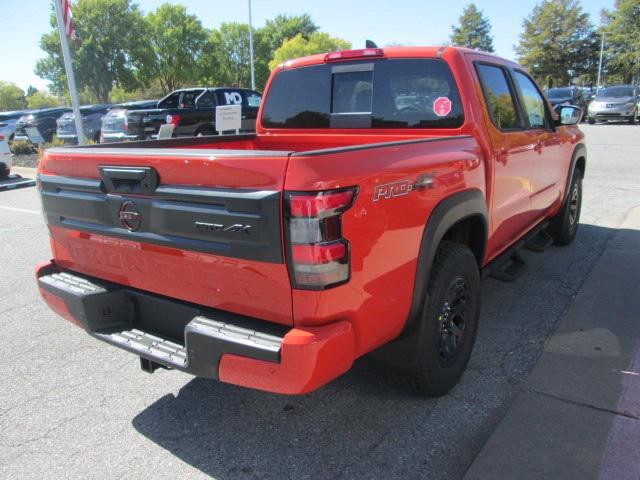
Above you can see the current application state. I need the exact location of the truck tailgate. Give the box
[39,148,293,325]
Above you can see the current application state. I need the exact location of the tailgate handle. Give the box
[99,166,159,195]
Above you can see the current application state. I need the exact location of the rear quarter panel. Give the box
[285,136,485,355]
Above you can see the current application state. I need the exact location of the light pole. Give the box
[248,0,255,90]
[596,30,605,93]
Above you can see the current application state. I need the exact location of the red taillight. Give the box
[0,134,4,141]
[166,114,180,126]
[285,188,356,289]
[324,48,383,62]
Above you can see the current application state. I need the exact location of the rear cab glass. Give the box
[261,59,464,129]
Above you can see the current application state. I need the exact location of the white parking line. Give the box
[0,205,40,215]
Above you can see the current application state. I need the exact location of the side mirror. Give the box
[557,105,582,126]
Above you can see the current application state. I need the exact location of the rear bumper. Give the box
[36,261,355,394]
[56,134,78,144]
[101,132,142,143]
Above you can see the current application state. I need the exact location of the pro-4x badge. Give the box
[195,222,252,235]
[373,174,435,202]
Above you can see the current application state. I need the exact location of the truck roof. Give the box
[276,46,522,71]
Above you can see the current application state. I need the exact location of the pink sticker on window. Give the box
[433,96,452,117]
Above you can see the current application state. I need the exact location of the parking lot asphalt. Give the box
[1,124,640,480]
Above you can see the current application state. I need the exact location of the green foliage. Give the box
[141,3,209,94]
[35,0,148,103]
[450,4,495,52]
[602,0,640,83]
[269,32,351,70]
[261,14,318,52]
[9,140,35,155]
[516,0,599,87]
[0,82,26,111]
[110,81,164,103]
[26,91,62,109]
[202,23,254,88]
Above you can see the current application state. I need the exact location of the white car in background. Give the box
[0,110,29,143]
[0,133,13,179]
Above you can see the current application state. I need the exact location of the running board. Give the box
[489,251,527,282]
[524,229,554,252]
[482,220,549,283]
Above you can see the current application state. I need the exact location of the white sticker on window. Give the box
[224,92,242,105]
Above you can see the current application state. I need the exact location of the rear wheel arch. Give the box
[400,189,488,338]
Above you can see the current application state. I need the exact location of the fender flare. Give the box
[562,143,587,205]
[399,189,488,338]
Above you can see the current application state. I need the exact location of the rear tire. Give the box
[549,172,582,246]
[629,112,637,125]
[402,241,480,397]
[0,162,9,180]
[588,117,595,125]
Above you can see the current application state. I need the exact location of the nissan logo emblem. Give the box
[119,201,142,232]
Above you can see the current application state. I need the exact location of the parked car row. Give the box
[1,86,263,148]
[544,84,640,125]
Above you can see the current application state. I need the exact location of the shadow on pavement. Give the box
[131,223,621,480]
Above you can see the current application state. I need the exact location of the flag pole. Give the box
[54,0,85,145]
[248,0,255,90]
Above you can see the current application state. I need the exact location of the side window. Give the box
[245,92,262,108]
[196,91,215,108]
[476,64,519,130]
[178,91,200,108]
[158,92,179,109]
[513,71,547,129]
[219,90,243,106]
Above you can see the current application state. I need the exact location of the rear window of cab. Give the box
[261,58,464,129]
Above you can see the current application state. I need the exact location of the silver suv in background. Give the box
[56,104,112,144]
[100,100,158,143]
[588,85,640,124]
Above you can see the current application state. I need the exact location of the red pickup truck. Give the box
[36,47,585,396]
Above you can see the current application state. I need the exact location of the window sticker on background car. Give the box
[224,92,242,105]
[433,97,452,117]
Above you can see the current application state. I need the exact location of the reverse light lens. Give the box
[286,187,356,290]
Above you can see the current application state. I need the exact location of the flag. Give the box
[60,0,76,40]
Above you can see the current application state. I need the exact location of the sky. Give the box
[1,0,614,92]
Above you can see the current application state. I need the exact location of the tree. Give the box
[450,4,495,52]
[261,14,318,52]
[201,23,255,88]
[200,15,319,91]
[602,0,640,83]
[269,32,351,70]
[26,91,62,109]
[516,0,599,87]
[141,4,209,94]
[35,0,149,103]
[0,82,25,111]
